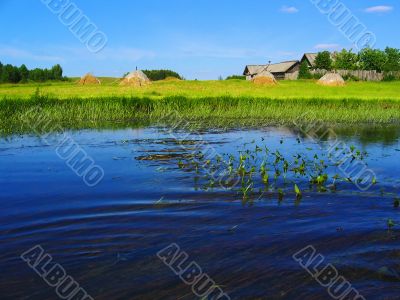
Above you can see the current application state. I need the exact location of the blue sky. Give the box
[0,0,398,79]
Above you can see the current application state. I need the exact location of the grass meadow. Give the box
[1,79,400,100]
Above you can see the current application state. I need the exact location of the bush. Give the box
[142,70,182,81]
[383,73,398,81]
[298,61,312,79]
[359,48,387,72]
[312,73,323,80]
[226,75,246,80]
[384,47,400,72]
[0,61,64,83]
[342,74,360,81]
[333,49,358,70]
[315,51,333,71]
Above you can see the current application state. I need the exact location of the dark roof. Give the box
[244,60,299,75]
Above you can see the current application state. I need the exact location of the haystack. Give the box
[120,70,151,87]
[78,73,101,85]
[318,73,345,86]
[252,70,277,85]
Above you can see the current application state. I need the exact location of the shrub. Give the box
[342,74,360,81]
[0,61,64,83]
[333,49,358,70]
[312,73,323,80]
[359,48,387,72]
[383,73,398,81]
[315,51,333,71]
[226,75,246,80]
[384,47,400,72]
[142,70,182,81]
[298,61,312,79]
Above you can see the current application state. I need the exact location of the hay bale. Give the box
[318,73,345,86]
[120,70,151,87]
[79,73,101,85]
[252,70,277,85]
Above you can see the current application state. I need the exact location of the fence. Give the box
[310,69,400,81]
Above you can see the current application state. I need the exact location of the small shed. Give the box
[243,61,300,80]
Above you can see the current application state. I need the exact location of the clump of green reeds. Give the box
[1,93,400,135]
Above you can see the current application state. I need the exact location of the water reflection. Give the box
[0,126,399,299]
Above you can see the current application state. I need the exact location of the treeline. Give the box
[226,75,246,80]
[311,48,400,72]
[142,69,182,81]
[0,62,64,83]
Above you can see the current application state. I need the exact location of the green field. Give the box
[1,79,400,135]
[1,79,400,100]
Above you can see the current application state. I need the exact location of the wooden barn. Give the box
[243,61,300,80]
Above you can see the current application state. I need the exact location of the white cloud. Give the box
[281,6,299,14]
[314,43,340,50]
[364,6,393,13]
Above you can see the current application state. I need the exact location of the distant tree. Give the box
[29,68,46,82]
[51,64,63,80]
[2,64,21,83]
[19,64,29,83]
[142,69,182,81]
[298,60,312,79]
[333,49,359,70]
[44,68,52,81]
[8,65,21,83]
[0,62,66,83]
[359,48,387,72]
[383,47,400,72]
[1,64,11,82]
[315,51,333,71]
[226,75,246,80]
[0,62,3,83]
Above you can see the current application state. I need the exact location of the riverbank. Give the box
[1,95,400,136]
[1,80,400,135]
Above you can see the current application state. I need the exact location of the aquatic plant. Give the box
[166,136,376,204]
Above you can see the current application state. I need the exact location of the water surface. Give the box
[1,126,400,300]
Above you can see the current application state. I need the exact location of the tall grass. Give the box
[1,80,400,100]
[1,94,400,135]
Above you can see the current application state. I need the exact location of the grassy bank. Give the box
[1,80,400,135]
[1,94,400,135]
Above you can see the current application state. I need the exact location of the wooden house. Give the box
[243,61,300,80]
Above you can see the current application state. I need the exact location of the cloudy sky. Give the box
[0,0,398,79]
